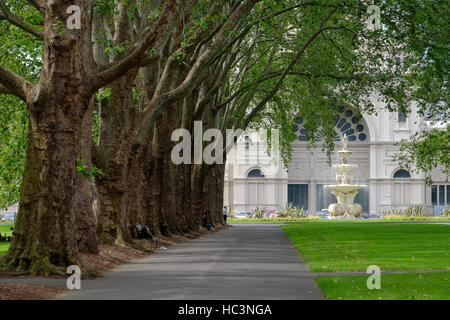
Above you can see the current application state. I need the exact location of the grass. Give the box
[0,223,14,255]
[281,222,450,272]
[381,215,450,221]
[282,221,450,300]
[316,272,450,300]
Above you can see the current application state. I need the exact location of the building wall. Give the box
[0,203,19,217]
[224,103,448,215]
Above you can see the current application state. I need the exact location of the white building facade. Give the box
[224,105,449,216]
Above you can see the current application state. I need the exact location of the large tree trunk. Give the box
[160,101,184,235]
[3,94,96,275]
[94,71,137,245]
[201,165,226,226]
[149,121,171,235]
[212,164,226,225]
[74,98,99,254]
[3,3,99,275]
[125,143,152,236]
[191,164,206,229]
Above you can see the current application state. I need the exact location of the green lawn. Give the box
[316,272,450,300]
[281,222,450,272]
[0,224,14,255]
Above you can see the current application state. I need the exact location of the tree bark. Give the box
[2,2,99,275]
[3,94,96,275]
[94,71,138,245]
[74,98,98,254]
[191,164,206,229]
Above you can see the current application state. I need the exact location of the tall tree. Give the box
[0,0,176,274]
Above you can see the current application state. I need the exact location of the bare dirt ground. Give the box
[0,283,66,300]
[0,224,229,299]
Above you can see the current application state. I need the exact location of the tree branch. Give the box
[26,0,42,12]
[215,69,357,115]
[0,0,43,40]
[89,0,178,93]
[212,1,338,66]
[132,0,262,147]
[0,64,31,101]
[0,83,12,94]
[240,8,338,129]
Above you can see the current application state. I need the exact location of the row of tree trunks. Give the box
[93,94,228,244]
[66,0,244,248]
[5,64,228,274]
[8,0,236,264]
[89,29,232,242]
[2,0,245,275]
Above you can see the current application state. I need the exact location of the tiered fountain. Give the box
[325,134,365,218]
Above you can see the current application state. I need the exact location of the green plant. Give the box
[290,206,307,218]
[404,205,427,217]
[277,204,290,218]
[381,207,404,216]
[227,216,321,223]
[440,206,450,217]
[251,206,265,219]
[279,203,307,218]
[76,158,104,180]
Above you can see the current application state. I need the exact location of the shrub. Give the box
[278,203,308,218]
[404,205,427,217]
[277,204,290,218]
[381,206,428,217]
[440,206,450,217]
[251,206,265,219]
[381,207,404,216]
[289,206,307,218]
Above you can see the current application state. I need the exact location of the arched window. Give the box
[398,111,407,123]
[393,169,411,178]
[247,169,265,178]
[293,106,368,143]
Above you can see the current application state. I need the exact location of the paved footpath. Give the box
[59,224,324,300]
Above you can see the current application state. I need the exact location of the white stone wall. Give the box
[0,203,19,217]
[224,103,448,215]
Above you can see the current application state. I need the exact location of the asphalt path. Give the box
[59,224,324,300]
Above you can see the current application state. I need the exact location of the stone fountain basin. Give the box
[324,185,365,193]
[332,164,358,170]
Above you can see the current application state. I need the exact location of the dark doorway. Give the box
[288,184,308,209]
